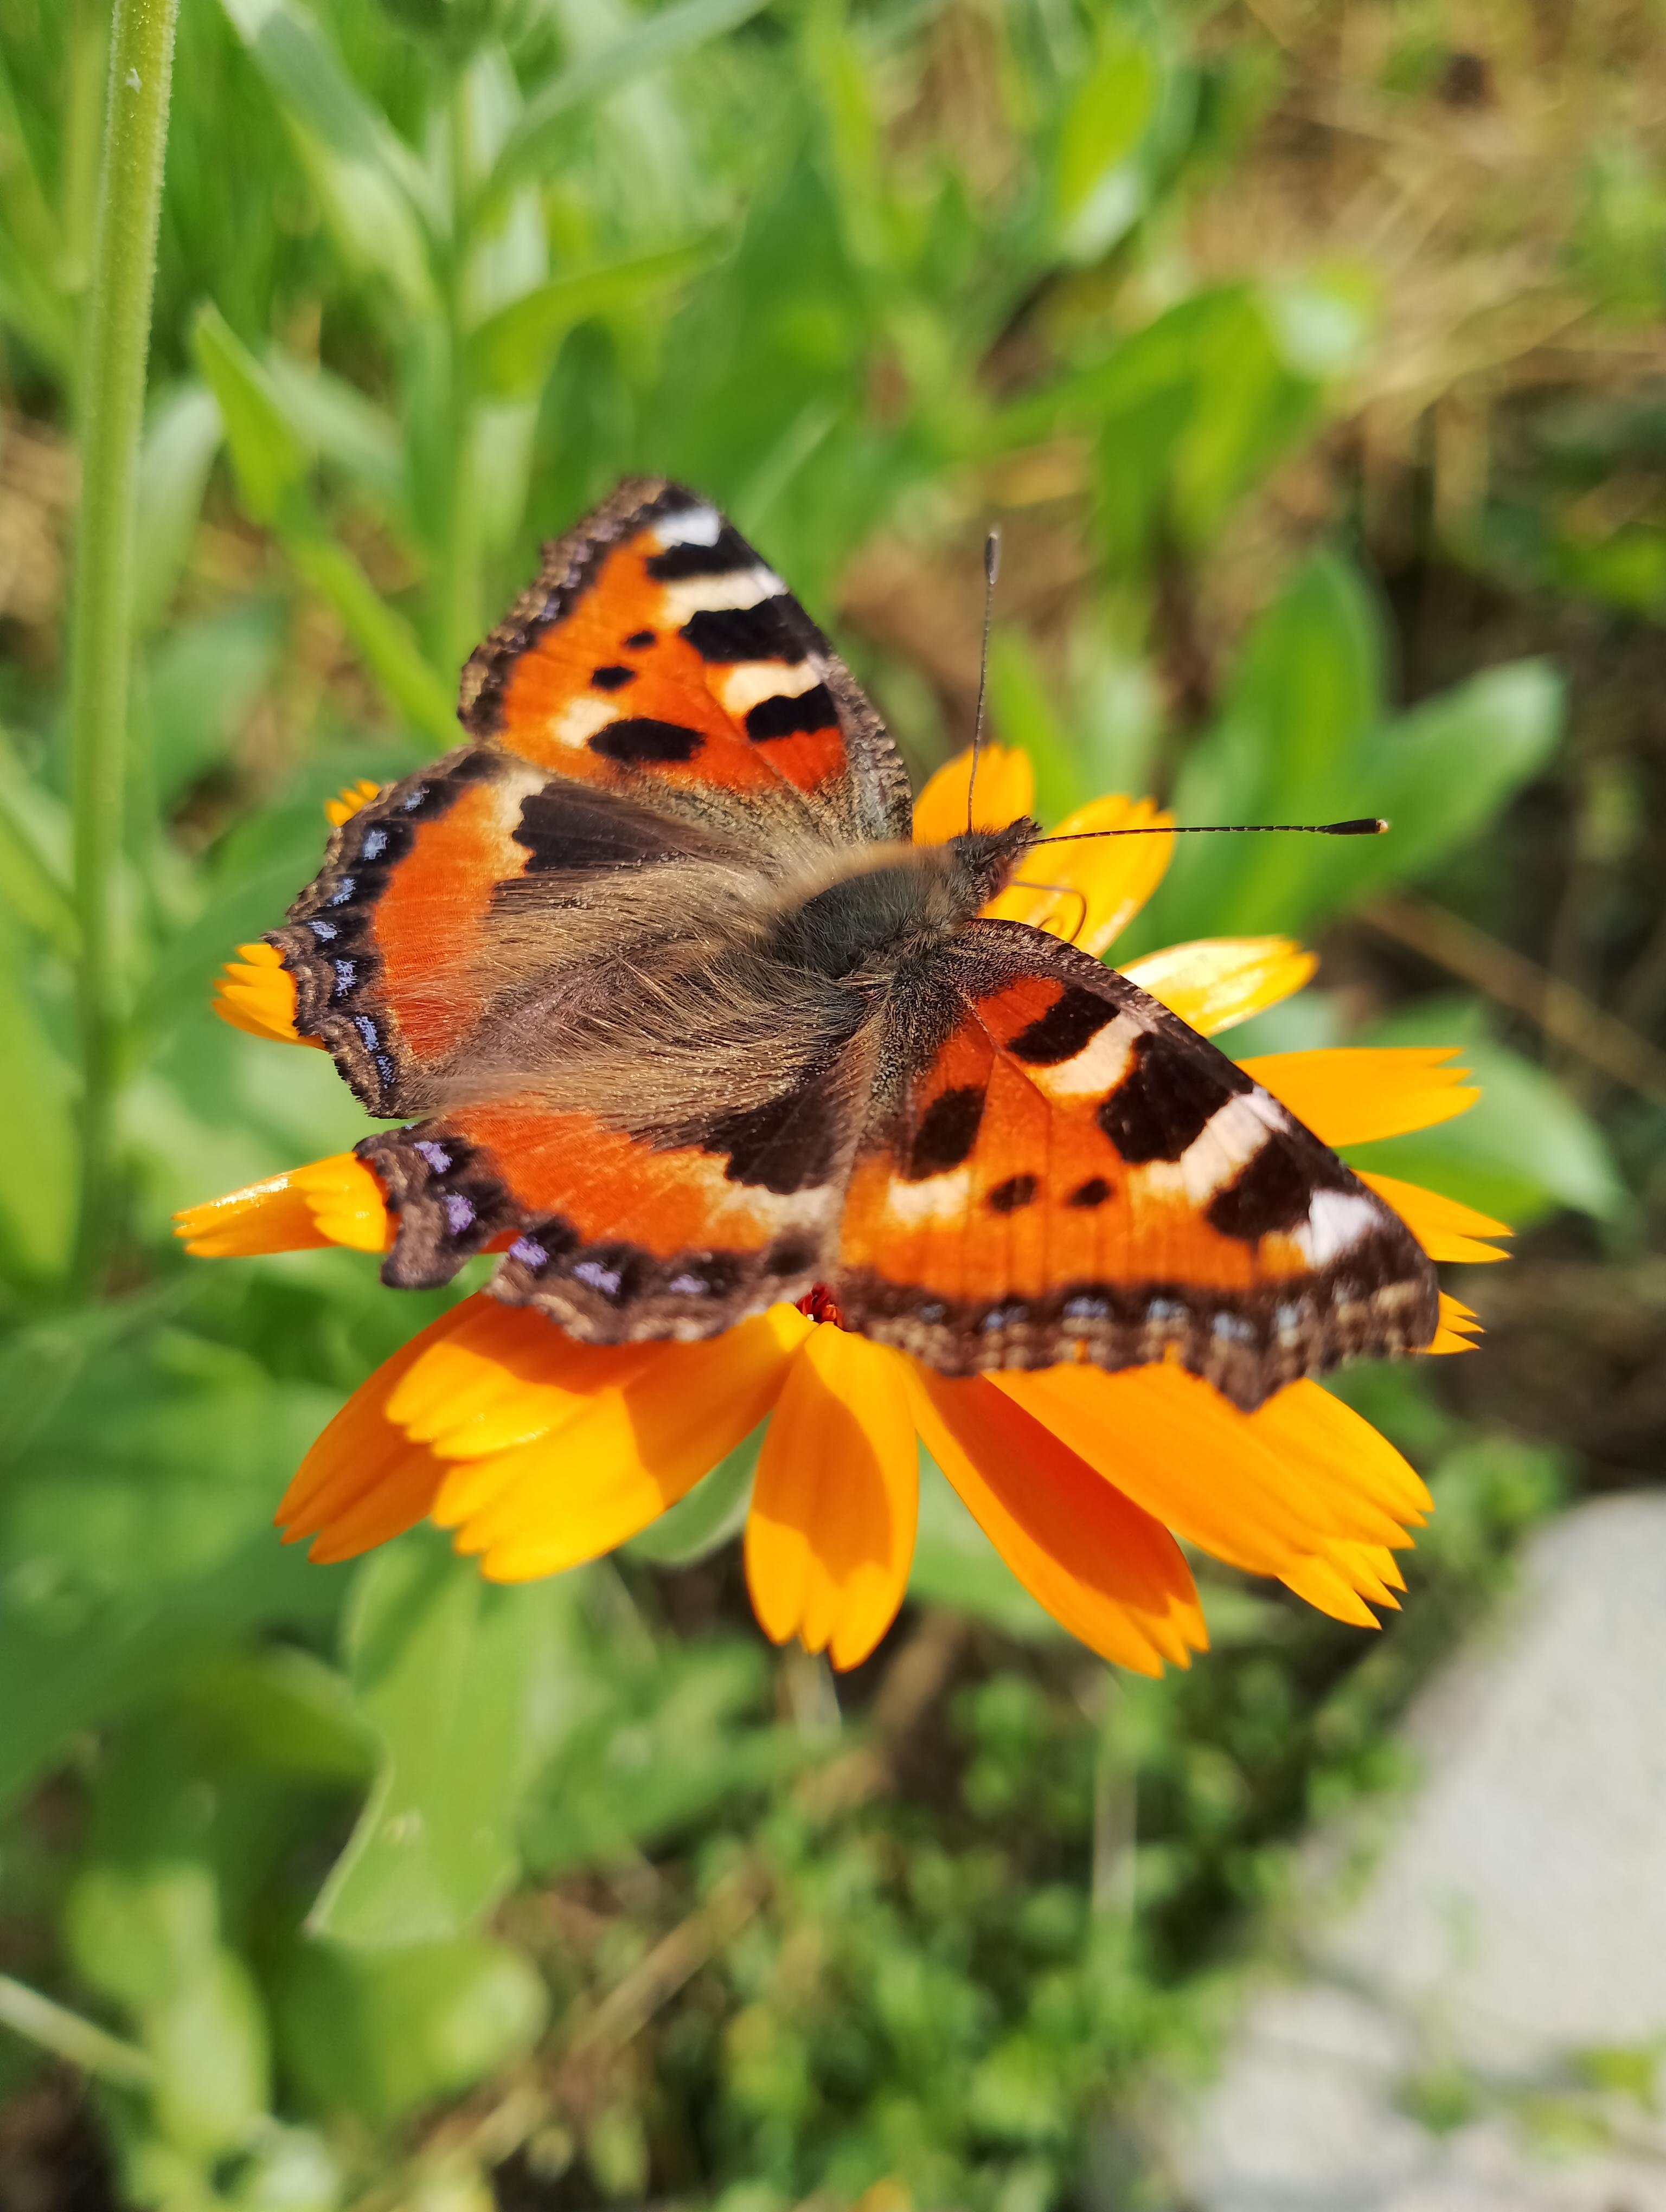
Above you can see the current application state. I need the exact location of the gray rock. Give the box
[1165,1494,1666,2212]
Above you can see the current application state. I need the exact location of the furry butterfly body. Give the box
[271,478,1437,1410]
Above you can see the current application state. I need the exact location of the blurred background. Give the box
[3,1,1665,2206]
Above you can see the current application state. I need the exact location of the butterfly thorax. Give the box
[771,819,1038,981]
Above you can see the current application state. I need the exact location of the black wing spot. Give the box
[986,1173,1039,1214]
[590,718,704,765]
[1098,1031,1251,1165]
[680,601,804,664]
[707,1086,844,1195]
[1008,985,1116,1066]
[1066,1175,1113,1208]
[1208,1141,1351,1243]
[510,787,686,872]
[623,629,656,648]
[590,664,636,691]
[644,526,754,581]
[906,1086,986,1179]
[745,683,836,742]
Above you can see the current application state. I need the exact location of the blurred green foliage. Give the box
[0,0,1656,2204]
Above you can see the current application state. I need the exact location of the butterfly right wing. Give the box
[829,922,1438,1410]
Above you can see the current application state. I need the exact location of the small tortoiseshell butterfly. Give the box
[272,479,1437,1411]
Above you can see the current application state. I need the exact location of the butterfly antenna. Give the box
[1032,816,1389,844]
[966,526,1002,835]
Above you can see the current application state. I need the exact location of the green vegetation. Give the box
[1,1,1661,2204]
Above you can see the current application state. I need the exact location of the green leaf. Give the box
[216,0,437,307]
[275,1933,547,2124]
[468,239,718,401]
[133,384,224,634]
[1053,30,1155,261]
[1345,998,1624,1224]
[0,726,75,956]
[986,630,1088,827]
[191,304,308,527]
[145,1949,272,2157]
[310,1534,563,1946]
[0,895,75,1284]
[625,1427,759,1566]
[518,1631,784,1876]
[139,605,282,805]
[191,306,455,743]
[260,349,405,505]
[486,0,774,205]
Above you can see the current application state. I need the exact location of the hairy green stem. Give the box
[433,70,483,683]
[67,0,179,1285]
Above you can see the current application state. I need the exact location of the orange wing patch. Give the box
[831,934,1439,1409]
[359,1097,841,1347]
[273,748,545,1111]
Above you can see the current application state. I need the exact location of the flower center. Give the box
[796,1283,845,1327]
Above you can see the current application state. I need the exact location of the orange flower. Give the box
[179,756,1510,1673]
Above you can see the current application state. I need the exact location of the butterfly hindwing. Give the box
[356,1062,869,1340]
[830,922,1438,1410]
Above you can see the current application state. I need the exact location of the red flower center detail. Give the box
[796,1284,845,1328]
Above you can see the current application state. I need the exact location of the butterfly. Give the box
[270,477,1437,1412]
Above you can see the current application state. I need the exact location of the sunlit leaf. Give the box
[310,1534,565,1946]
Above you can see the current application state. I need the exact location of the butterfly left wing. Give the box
[270,478,913,1121]
[830,922,1438,1411]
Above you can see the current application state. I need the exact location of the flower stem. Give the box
[67,0,180,1287]
[0,1973,155,2090]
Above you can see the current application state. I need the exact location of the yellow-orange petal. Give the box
[174,1153,391,1257]
[275,1297,488,1555]
[324,777,384,827]
[1239,1046,1477,1147]
[912,743,1034,843]
[212,941,319,1049]
[905,1367,1204,1674]
[1354,1172,1512,1264]
[1279,1551,1383,1628]
[993,1362,1404,1578]
[1425,1290,1484,1354]
[984,794,1174,955]
[1120,937,1319,1038]
[1245,1378,1431,1529]
[745,1327,918,1670]
[445,1306,811,1582]
[387,1300,661,1462]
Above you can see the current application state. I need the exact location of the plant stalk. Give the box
[67,0,180,1287]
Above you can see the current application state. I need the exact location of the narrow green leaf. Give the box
[133,382,223,633]
[215,0,437,304]
[986,630,1088,826]
[0,729,75,955]
[468,239,718,400]
[191,306,455,742]
[191,303,307,526]
[1053,31,1155,261]
[486,0,773,205]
